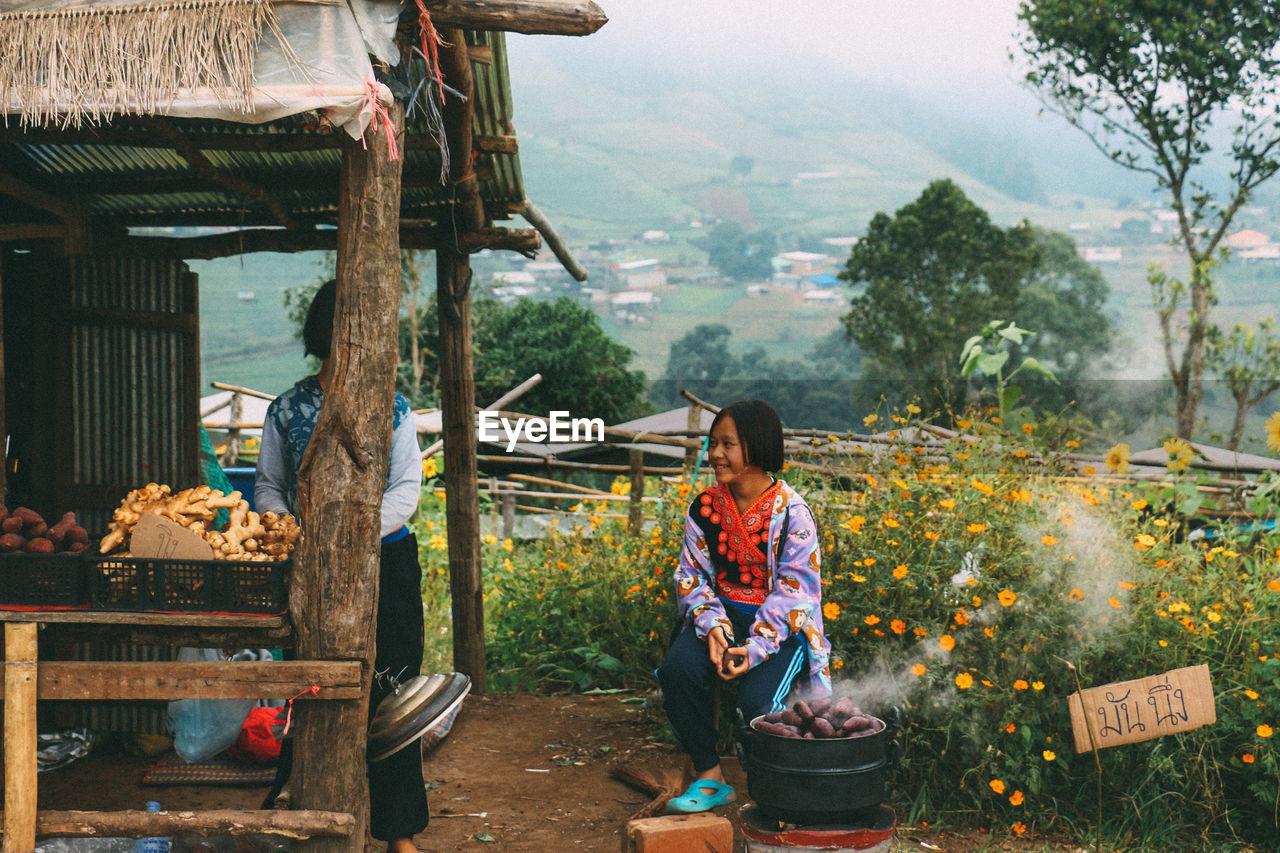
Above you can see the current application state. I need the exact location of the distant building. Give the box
[1068,222,1091,232]
[1080,247,1123,263]
[1227,229,1270,249]
[822,236,859,252]
[641,230,671,243]
[614,258,667,290]
[492,270,537,287]
[803,289,844,304]
[777,251,831,277]
[236,290,256,302]
[803,273,841,291]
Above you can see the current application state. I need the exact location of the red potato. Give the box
[26,521,48,538]
[755,720,802,738]
[0,506,8,524]
[66,541,89,553]
[0,533,25,552]
[12,507,43,527]
[779,708,803,727]
[1,517,21,534]
[22,537,55,554]
[67,526,89,545]
[809,696,833,717]
[810,717,837,738]
[794,700,815,725]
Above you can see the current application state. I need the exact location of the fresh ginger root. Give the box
[98,485,298,561]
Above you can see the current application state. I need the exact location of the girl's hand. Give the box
[706,625,731,667]
[719,647,749,680]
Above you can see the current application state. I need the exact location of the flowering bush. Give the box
[416,414,1280,847]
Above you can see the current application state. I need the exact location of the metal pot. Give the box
[737,707,901,826]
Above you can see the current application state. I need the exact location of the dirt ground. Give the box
[36,692,1084,853]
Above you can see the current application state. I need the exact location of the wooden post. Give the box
[683,402,701,483]
[437,27,488,694]
[4,622,38,853]
[290,100,404,853]
[221,391,243,466]
[0,256,6,507]
[501,493,515,539]
[488,476,500,537]
[628,449,644,536]
[437,245,486,693]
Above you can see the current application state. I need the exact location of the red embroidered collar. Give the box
[697,480,779,566]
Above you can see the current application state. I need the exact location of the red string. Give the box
[414,0,448,104]
[362,79,401,162]
[280,684,320,737]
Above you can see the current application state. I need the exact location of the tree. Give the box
[1018,0,1280,439]
[702,221,776,282]
[1207,318,1280,451]
[471,297,649,424]
[839,180,1112,414]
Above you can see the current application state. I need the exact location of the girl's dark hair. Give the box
[303,279,337,360]
[710,399,784,472]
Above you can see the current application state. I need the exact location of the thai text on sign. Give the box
[1067,664,1216,754]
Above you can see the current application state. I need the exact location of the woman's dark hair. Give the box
[710,399,784,472]
[302,279,337,360]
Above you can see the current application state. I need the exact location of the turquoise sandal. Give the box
[666,779,736,813]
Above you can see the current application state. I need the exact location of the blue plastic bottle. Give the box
[135,802,169,853]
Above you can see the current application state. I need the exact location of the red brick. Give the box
[622,813,734,853]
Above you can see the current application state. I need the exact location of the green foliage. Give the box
[960,320,1058,419]
[839,180,1109,413]
[651,324,867,429]
[699,221,776,282]
[471,297,650,423]
[1207,318,1280,451]
[1018,0,1280,439]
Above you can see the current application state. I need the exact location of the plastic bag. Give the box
[166,648,255,763]
[227,706,285,764]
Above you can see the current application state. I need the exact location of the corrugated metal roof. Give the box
[0,29,524,230]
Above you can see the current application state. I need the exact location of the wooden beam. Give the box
[3,623,37,853]
[25,661,361,700]
[0,125,518,154]
[290,100,405,853]
[0,224,65,242]
[424,0,607,35]
[0,171,88,252]
[133,116,299,230]
[32,809,354,840]
[438,30,487,233]
[520,199,587,281]
[117,225,539,259]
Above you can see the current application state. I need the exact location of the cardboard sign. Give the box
[129,514,215,560]
[1068,664,1216,754]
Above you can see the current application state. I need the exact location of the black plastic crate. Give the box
[89,556,289,614]
[0,551,91,608]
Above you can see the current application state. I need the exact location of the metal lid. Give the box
[367,671,470,763]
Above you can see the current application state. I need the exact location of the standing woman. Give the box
[658,398,832,813]
[255,280,428,853]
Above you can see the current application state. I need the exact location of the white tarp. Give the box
[0,0,403,137]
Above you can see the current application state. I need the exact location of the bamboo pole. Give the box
[628,450,645,535]
[4,623,38,853]
[29,809,354,839]
[508,472,612,495]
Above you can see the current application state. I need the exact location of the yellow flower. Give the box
[1163,437,1194,472]
[864,614,881,626]
[970,478,994,495]
[1133,533,1157,551]
[842,515,867,533]
[924,530,940,540]
[1013,679,1029,691]
[422,456,439,478]
[966,522,987,534]
[1246,689,1260,700]
[1032,681,1044,691]
[428,533,447,551]
[955,672,974,689]
[1105,443,1131,475]
[882,516,901,529]
[1069,588,1084,600]
[1009,790,1024,806]
[939,499,957,509]
[1108,597,1121,609]
[1267,411,1280,454]
[1132,499,1148,511]
[939,634,956,651]
[989,779,1006,794]
[1043,750,1056,761]
[1258,724,1274,738]
[1022,423,1034,435]
[907,403,922,414]
[893,564,908,579]
[823,602,841,620]
[998,589,1017,607]
[1041,534,1058,546]
[863,413,879,427]
[910,663,926,677]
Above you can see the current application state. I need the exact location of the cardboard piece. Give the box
[1068,664,1216,754]
[129,514,216,561]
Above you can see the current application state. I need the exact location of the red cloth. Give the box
[227,706,284,764]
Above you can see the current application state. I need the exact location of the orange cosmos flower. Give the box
[1013,680,1029,691]
[998,589,1017,607]
[823,602,841,620]
[1243,753,1256,764]
[989,779,1006,794]
[890,619,907,634]
[1258,725,1274,738]
[910,663,926,677]
[1041,534,1058,546]
[939,634,956,651]
[1009,790,1024,806]
[967,522,987,534]
[1005,722,1016,734]
[955,672,974,689]
[1012,821,1027,836]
